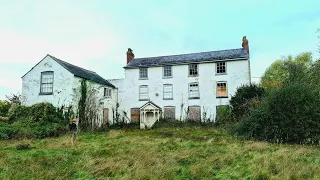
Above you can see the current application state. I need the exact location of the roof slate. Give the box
[48,55,115,88]
[125,48,249,68]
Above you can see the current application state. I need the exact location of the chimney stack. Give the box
[126,48,134,64]
[242,36,249,54]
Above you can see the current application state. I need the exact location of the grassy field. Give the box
[0,126,319,180]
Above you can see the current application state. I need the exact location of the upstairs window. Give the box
[216,62,226,74]
[139,85,148,100]
[40,71,54,94]
[217,82,227,98]
[189,64,198,76]
[139,68,148,79]
[104,88,111,98]
[163,84,173,100]
[189,83,199,99]
[163,66,172,78]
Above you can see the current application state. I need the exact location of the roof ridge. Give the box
[47,54,96,74]
[133,48,245,60]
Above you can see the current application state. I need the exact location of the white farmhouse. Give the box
[21,54,117,126]
[110,37,251,128]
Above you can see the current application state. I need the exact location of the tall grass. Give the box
[1,127,319,179]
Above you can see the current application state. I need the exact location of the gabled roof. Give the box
[22,54,115,88]
[140,101,162,110]
[125,48,249,68]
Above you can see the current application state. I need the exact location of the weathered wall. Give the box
[113,59,250,122]
[22,56,74,106]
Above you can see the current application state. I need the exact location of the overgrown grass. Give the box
[1,126,319,179]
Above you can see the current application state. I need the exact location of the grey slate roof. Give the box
[125,48,249,68]
[48,55,115,88]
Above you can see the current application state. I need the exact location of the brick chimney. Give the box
[126,48,134,64]
[242,36,249,54]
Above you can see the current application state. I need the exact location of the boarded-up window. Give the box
[217,82,227,98]
[188,106,201,121]
[164,106,175,120]
[131,108,140,123]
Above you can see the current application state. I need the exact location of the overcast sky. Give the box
[0,0,319,100]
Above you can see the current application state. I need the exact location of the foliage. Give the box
[261,52,313,89]
[0,101,11,117]
[229,84,265,121]
[1,128,320,179]
[215,105,233,126]
[0,102,73,140]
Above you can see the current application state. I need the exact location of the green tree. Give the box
[261,52,313,89]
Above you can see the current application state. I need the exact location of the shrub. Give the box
[215,105,233,126]
[233,82,320,144]
[0,101,11,116]
[230,84,265,121]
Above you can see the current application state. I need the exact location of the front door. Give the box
[103,108,109,127]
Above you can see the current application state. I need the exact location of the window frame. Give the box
[163,66,172,78]
[139,85,149,101]
[40,71,54,95]
[188,82,200,99]
[139,68,148,80]
[104,88,111,98]
[188,64,199,76]
[163,84,173,100]
[216,61,227,75]
[216,81,228,98]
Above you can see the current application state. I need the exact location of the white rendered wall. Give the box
[22,56,74,107]
[114,59,250,122]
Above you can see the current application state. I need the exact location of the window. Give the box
[189,64,198,76]
[139,85,148,100]
[163,84,173,100]
[189,83,199,99]
[104,88,111,98]
[40,71,54,94]
[217,82,227,98]
[139,68,148,79]
[216,62,226,74]
[163,66,172,78]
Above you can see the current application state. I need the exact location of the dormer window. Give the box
[139,68,148,79]
[40,71,54,95]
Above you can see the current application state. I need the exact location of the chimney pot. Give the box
[126,48,135,64]
[242,36,249,54]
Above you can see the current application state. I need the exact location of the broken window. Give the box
[139,85,148,100]
[189,64,198,76]
[217,82,227,97]
[40,71,54,94]
[163,84,173,100]
[216,62,226,74]
[139,68,148,79]
[189,83,199,99]
[163,66,172,78]
[104,88,111,98]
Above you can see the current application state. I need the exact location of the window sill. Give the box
[216,96,228,99]
[139,78,149,80]
[103,96,111,99]
[139,99,149,101]
[39,93,53,95]
[189,97,200,100]
[163,98,173,100]
[188,75,199,77]
[215,73,227,76]
[162,76,172,79]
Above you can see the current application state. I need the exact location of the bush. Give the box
[0,101,11,116]
[233,82,320,144]
[230,84,265,121]
[215,105,233,126]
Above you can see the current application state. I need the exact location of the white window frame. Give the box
[40,71,54,95]
[139,85,149,101]
[216,62,227,74]
[189,64,198,76]
[216,81,228,98]
[104,88,111,98]
[188,83,200,99]
[163,66,172,78]
[139,68,148,79]
[163,84,173,100]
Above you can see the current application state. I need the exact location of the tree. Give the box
[261,52,313,89]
